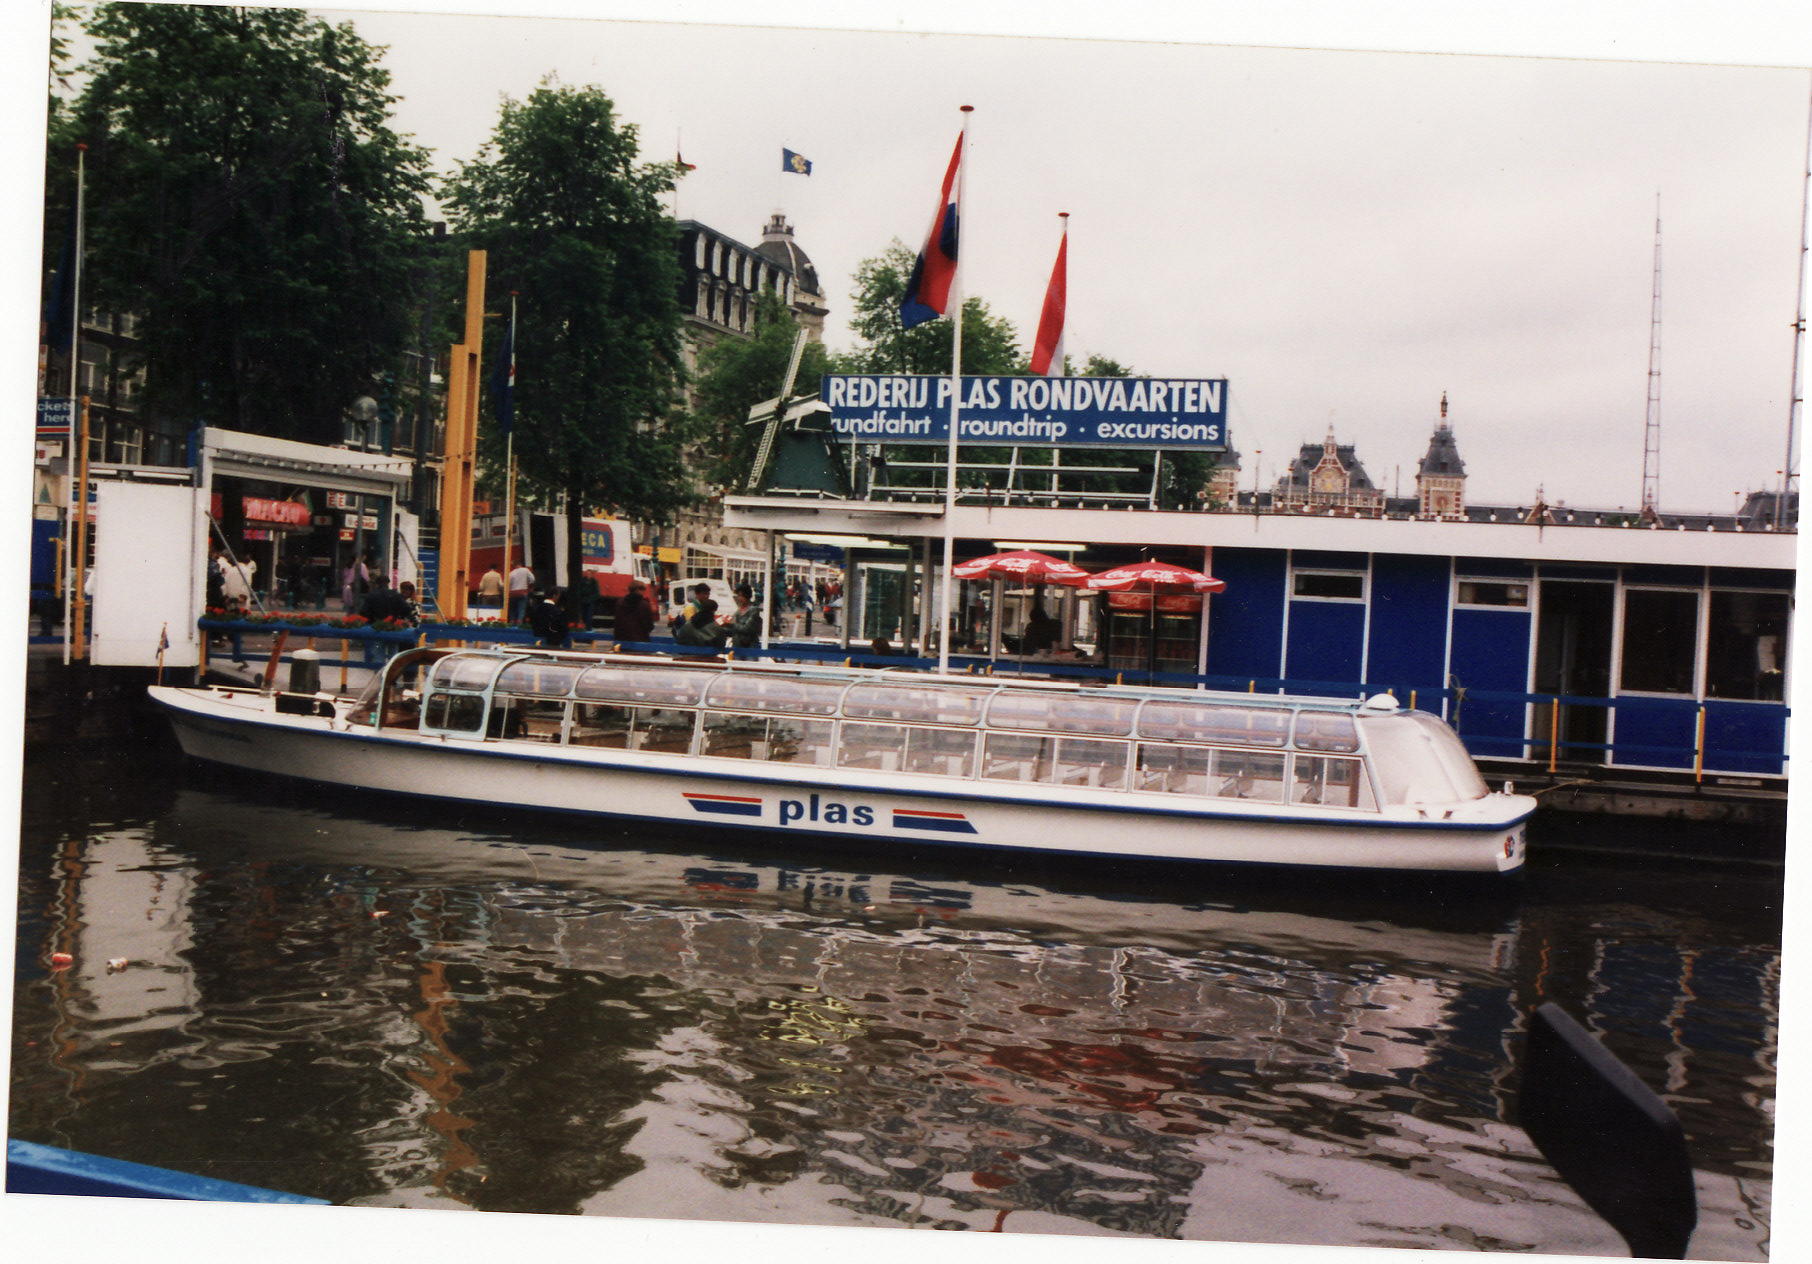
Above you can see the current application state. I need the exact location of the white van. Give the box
[666,577,740,626]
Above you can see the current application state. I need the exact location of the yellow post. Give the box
[1694,705,1707,783]
[340,640,349,692]
[72,396,91,659]
[435,250,487,621]
[1548,698,1560,773]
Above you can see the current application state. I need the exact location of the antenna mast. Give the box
[1778,85,1811,530]
[1641,195,1663,522]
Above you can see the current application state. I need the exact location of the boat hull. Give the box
[150,686,1531,876]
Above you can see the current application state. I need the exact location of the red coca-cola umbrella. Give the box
[950,550,1087,659]
[1084,560,1226,679]
[951,549,1090,585]
[1083,559,1226,594]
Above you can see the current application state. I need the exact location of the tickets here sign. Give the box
[823,374,1227,449]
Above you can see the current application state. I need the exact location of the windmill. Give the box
[742,329,847,496]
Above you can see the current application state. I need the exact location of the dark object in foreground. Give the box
[1516,1002,1696,1258]
[7,1138,326,1204]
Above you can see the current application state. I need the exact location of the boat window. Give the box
[1134,743,1210,794]
[903,727,978,778]
[1358,712,1487,804]
[985,691,1137,736]
[1619,589,1699,694]
[1138,700,1291,747]
[570,703,696,754]
[1706,590,1789,701]
[570,702,632,748]
[703,674,844,716]
[488,695,567,742]
[1206,750,1287,802]
[838,722,908,772]
[431,654,507,692]
[1290,755,1376,810]
[574,666,708,708]
[1052,738,1128,789]
[424,691,486,733]
[702,712,836,765]
[1292,710,1360,753]
[495,662,585,697]
[769,715,837,765]
[844,682,987,726]
[982,731,1054,783]
[702,711,766,758]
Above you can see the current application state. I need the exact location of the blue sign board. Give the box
[36,396,74,435]
[789,540,845,563]
[822,374,1227,450]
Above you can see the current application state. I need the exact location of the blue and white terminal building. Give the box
[725,376,1795,822]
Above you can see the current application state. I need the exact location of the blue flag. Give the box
[43,210,76,355]
[490,318,514,434]
[782,148,812,176]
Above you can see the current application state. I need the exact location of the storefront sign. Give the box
[36,397,74,437]
[1105,591,1203,614]
[823,375,1227,449]
[243,496,312,527]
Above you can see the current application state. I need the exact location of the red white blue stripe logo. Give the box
[893,808,977,835]
[683,793,764,818]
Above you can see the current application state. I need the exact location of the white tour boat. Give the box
[148,647,1535,875]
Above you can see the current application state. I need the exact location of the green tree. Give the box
[66,4,434,443]
[442,78,692,598]
[837,241,1023,493]
[842,240,1021,375]
[690,289,832,489]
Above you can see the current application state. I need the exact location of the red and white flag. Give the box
[1030,214,1068,376]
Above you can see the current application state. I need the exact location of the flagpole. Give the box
[63,143,86,666]
[502,292,517,619]
[936,106,972,676]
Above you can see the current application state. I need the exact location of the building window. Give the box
[1619,588,1698,694]
[1292,570,1365,601]
[1705,590,1789,701]
[694,234,707,269]
[1456,580,1528,608]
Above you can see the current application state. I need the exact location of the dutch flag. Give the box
[900,131,963,330]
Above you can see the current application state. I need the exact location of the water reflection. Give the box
[9,760,1778,1256]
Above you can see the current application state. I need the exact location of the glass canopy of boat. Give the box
[376,650,1489,811]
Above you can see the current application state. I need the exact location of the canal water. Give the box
[8,735,1781,1258]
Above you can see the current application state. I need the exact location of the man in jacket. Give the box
[613,580,655,644]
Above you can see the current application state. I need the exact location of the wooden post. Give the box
[1549,698,1561,773]
[72,395,91,659]
[435,250,487,622]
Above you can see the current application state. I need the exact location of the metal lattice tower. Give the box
[1641,196,1663,521]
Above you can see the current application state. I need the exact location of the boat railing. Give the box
[199,616,1788,776]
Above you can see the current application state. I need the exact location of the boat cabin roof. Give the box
[399,648,1391,750]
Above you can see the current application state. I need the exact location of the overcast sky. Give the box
[275,5,1812,516]
[15,3,1812,514]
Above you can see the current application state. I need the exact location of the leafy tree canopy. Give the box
[838,240,1022,375]
[63,4,433,443]
[689,288,832,490]
[442,78,692,593]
